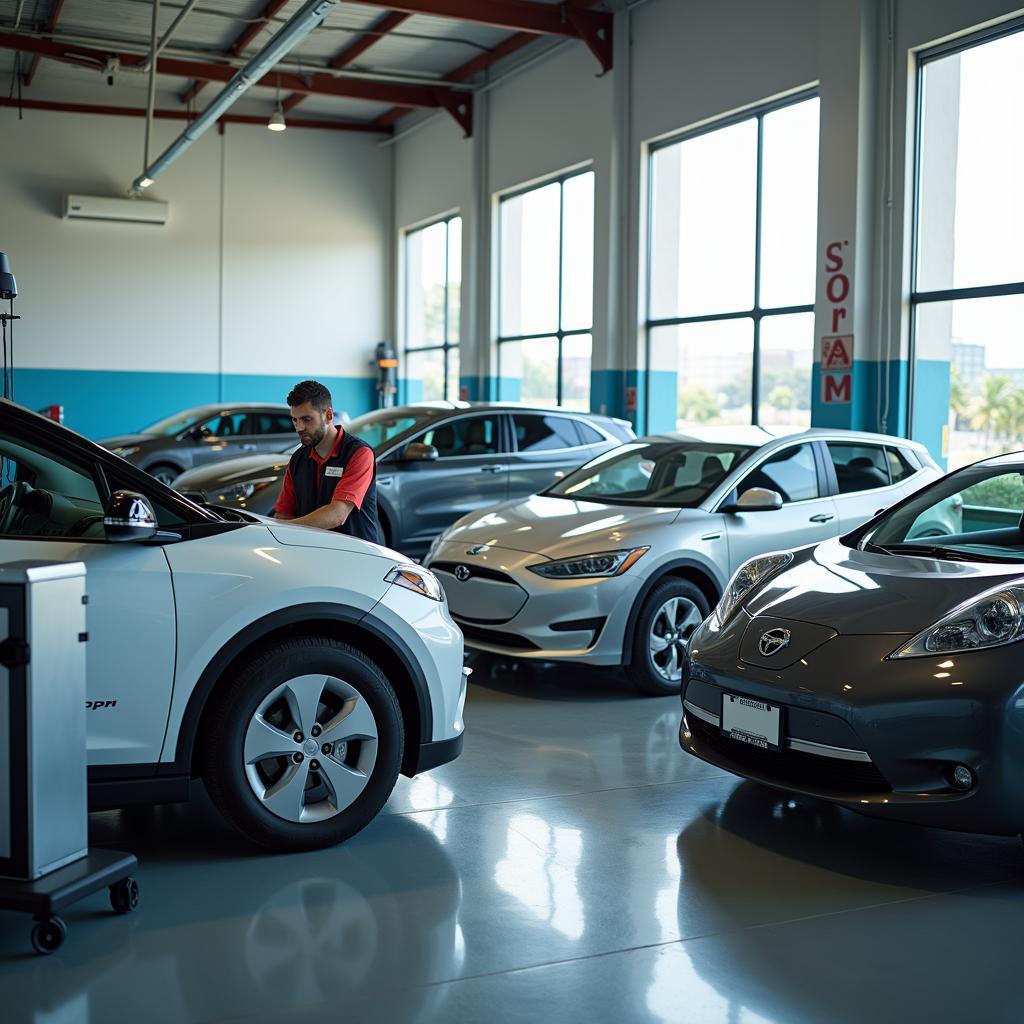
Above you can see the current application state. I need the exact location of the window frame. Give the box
[908,20,1024,443]
[496,167,595,407]
[402,213,462,403]
[644,89,819,434]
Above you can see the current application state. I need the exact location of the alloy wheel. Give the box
[243,674,379,823]
[648,596,702,682]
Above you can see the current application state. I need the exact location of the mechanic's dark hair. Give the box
[286,379,332,412]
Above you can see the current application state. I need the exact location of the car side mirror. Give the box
[187,424,211,441]
[721,487,784,513]
[104,490,158,542]
[402,442,439,462]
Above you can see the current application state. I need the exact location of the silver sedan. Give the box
[425,427,945,694]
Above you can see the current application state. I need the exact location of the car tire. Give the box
[201,637,403,852]
[148,462,182,486]
[624,578,709,697]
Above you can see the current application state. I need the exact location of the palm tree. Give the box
[948,367,972,429]
[971,375,1013,446]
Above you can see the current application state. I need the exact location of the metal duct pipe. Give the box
[144,0,160,172]
[131,0,338,193]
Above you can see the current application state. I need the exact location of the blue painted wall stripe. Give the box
[12,368,377,440]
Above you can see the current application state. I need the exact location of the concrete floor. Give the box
[3,656,1024,1023]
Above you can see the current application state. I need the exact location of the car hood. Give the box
[175,453,287,490]
[746,537,1024,634]
[99,432,157,448]
[259,518,406,561]
[438,494,683,555]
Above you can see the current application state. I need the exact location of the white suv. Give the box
[0,401,466,851]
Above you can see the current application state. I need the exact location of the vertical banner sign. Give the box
[625,386,638,413]
[821,240,853,404]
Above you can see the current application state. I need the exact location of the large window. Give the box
[646,95,819,431]
[911,23,1024,468]
[404,215,461,402]
[497,170,595,410]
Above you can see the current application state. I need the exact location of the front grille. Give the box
[432,561,518,585]
[688,716,891,794]
[457,621,539,651]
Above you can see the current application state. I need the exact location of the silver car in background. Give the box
[425,427,944,694]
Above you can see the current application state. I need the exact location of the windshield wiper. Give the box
[877,543,1010,564]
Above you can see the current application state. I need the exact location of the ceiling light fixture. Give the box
[268,79,286,132]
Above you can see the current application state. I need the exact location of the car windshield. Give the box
[346,408,437,451]
[545,441,754,506]
[863,459,1024,562]
[140,409,209,437]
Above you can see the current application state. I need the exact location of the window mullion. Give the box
[556,180,566,406]
[752,113,765,425]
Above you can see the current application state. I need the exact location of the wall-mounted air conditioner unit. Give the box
[62,195,169,225]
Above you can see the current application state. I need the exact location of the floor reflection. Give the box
[0,809,463,1023]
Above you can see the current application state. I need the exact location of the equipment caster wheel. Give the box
[31,915,67,955]
[109,877,140,915]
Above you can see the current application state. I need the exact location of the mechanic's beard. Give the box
[302,424,327,447]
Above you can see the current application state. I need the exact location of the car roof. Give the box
[637,425,930,451]
[369,401,628,425]
[178,402,290,414]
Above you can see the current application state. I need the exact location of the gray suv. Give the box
[173,402,635,557]
[100,403,294,484]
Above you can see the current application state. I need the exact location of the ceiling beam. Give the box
[351,0,610,42]
[283,10,409,114]
[0,31,473,111]
[372,0,608,130]
[23,0,65,88]
[180,0,290,106]
[0,95,391,132]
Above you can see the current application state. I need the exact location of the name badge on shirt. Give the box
[324,466,345,477]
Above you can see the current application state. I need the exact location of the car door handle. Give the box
[481,465,507,473]
[809,513,835,523]
[240,443,257,451]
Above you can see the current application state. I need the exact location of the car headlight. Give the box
[385,565,443,601]
[111,445,141,457]
[526,547,649,580]
[713,551,794,626]
[890,584,1024,658]
[208,477,279,504]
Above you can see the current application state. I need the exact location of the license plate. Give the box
[721,693,782,752]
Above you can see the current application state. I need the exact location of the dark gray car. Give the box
[100,403,295,485]
[173,402,635,556]
[679,452,1024,837]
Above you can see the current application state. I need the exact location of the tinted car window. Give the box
[866,466,1024,557]
[348,409,433,450]
[548,442,752,506]
[740,443,819,503]
[0,436,104,539]
[573,421,605,446]
[827,442,890,493]
[202,412,249,438]
[513,414,580,452]
[254,413,294,435]
[886,447,915,484]
[422,416,501,457]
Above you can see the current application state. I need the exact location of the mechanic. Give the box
[272,379,381,542]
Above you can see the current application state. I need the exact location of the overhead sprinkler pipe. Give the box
[131,0,339,194]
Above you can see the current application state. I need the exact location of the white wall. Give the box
[0,107,390,435]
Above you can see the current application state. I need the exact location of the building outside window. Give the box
[497,169,595,411]
[911,23,1024,468]
[404,215,461,402]
[646,94,820,432]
